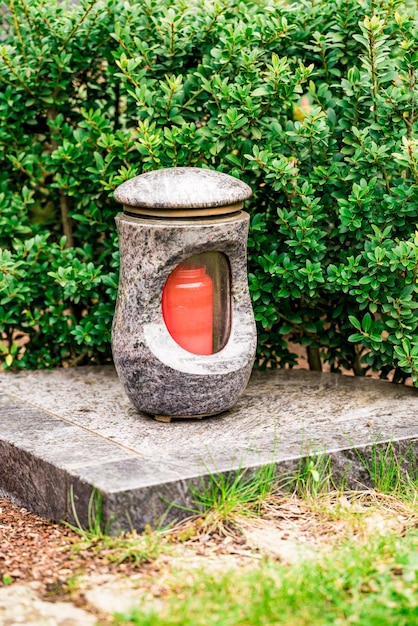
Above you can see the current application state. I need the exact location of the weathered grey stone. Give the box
[112,167,257,418]
[0,405,134,469]
[0,584,97,626]
[112,212,257,417]
[114,166,252,209]
[0,366,417,531]
[84,577,145,615]
[0,438,70,522]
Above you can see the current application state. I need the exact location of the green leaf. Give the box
[251,86,270,97]
[348,333,365,343]
[362,313,372,333]
[310,469,320,482]
[279,323,293,335]
[348,316,361,331]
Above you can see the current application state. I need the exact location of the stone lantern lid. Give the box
[114,167,252,218]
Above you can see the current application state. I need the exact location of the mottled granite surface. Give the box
[112,212,257,417]
[0,366,417,530]
[114,167,252,209]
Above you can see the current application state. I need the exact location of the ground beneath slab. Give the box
[1,488,417,625]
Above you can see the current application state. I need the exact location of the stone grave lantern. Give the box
[112,167,256,422]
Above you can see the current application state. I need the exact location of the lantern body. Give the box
[112,167,256,419]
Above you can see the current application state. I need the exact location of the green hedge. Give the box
[1,0,418,383]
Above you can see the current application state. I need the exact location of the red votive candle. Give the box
[162,263,214,355]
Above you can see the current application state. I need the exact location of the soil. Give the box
[2,490,415,591]
[0,497,98,589]
[0,497,151,593]
[1,490,416,624]
[0,496,252,594]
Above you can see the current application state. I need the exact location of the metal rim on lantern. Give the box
[114,167,252,218]
[122,201,244,219]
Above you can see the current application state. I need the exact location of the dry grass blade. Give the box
[165,489,418,569]
[67,527,161,566]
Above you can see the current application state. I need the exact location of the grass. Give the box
[64,443,418,625]
[356,440,418,496]
[66,487,161,566]
[171,446,341,536]
[291,448,336,498]
[183,462,279,534]
[113,529,418,626]
[112,482,418,626]
[68,523,161,566]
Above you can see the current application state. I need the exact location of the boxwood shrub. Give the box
[1,0,418,384]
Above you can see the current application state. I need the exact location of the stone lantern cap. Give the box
[114,166,252,218]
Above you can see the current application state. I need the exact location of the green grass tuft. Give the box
[66,487,160,566]
[184,463,279,534]
[356,441,418,497]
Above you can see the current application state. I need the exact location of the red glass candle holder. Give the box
[162,263,214,356]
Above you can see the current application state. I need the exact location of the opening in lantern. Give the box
[162,252,231,355]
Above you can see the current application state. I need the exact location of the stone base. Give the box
[0,366,417,531]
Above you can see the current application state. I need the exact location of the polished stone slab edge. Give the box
[1,373,417,531]
[2,435,417,532]
[2,410,416,532]
[0,390,142,469]
[72,435,418,533]
[0,439,89,525]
